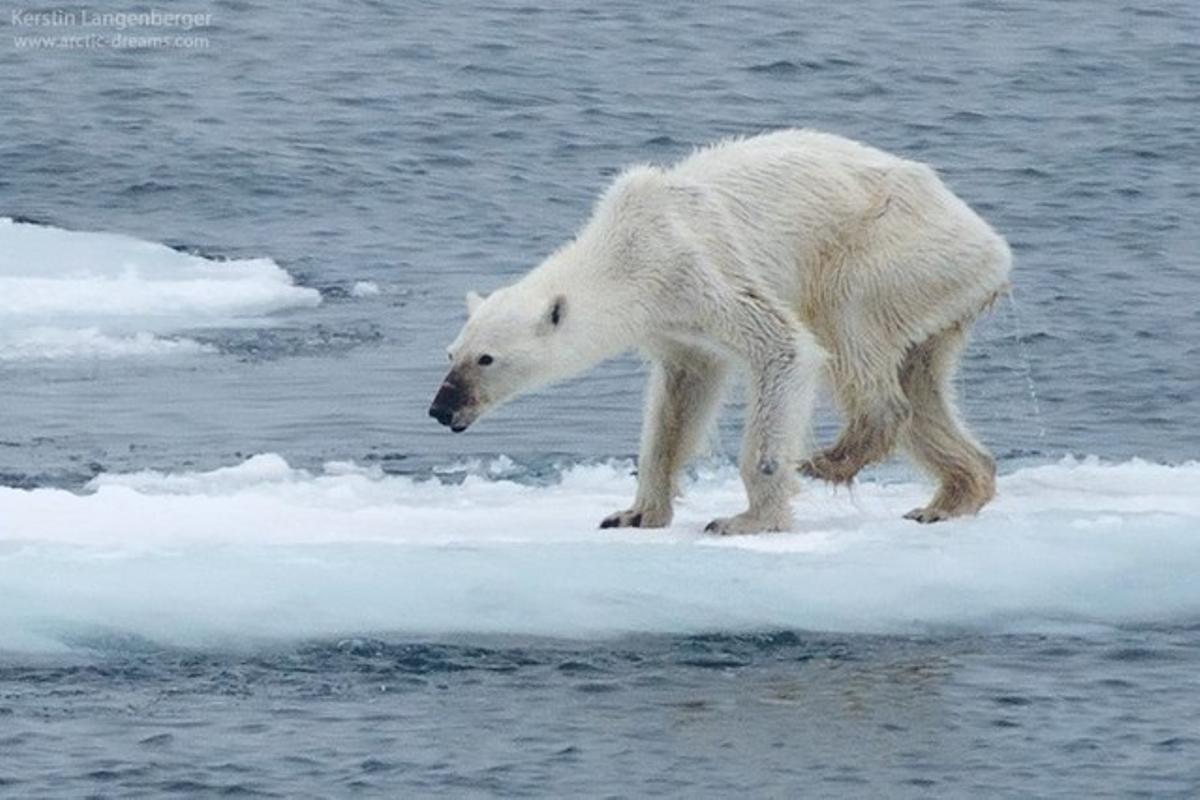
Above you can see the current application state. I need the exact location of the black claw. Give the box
[599,516,618,529]
[704,520,719,533]
[904,507,946,524]
[630,513,642,527]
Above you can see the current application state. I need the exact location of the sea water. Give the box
[1,0,1198,795]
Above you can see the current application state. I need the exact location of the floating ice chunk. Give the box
[0,327,215,361]
[350,280,381,297]
[0,455,1197,651]
[0,217,319,360]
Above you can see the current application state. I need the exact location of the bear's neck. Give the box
[525,240,648,363]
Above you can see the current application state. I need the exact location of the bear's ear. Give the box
[548,295,566,328]
[466,290,485,317]
[537,295,566,336]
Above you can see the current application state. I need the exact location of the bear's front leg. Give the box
[705,330,823,535]
[601,353,727,529]
[703,447,797,536]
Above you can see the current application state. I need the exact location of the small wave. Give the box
[0,217,320,362]
[745,58,851,74]
[643,135,684,147]
[1,455,1198,652]
[746,60,805,74]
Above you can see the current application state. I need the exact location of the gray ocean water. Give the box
[1,0,1199,796]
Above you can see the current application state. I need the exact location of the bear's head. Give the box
[429,285,576,432]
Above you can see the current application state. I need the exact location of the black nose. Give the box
[429,404,454,426]
[429,378,467,428]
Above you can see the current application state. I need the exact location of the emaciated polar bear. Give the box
[430,130,1011,534]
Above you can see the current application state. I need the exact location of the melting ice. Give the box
[1,455,1197,652]
[0,217,319,361]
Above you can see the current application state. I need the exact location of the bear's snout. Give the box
[428,400,455,427]
[429,373,473,432]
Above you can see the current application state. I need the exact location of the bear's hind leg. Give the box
[601,350,727,529]
[899,324,996,523]
[801,360,910,485]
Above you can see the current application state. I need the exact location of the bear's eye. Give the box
[478,354,494,366]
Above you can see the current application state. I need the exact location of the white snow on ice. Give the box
[0,217,320,361]
[1,455,1198,652]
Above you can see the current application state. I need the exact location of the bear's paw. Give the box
[704,511,790,536]
[903,506,953,524]
[599,507,672,529]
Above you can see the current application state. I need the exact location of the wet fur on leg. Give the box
[800,400,910,484]
[900,323,997,522]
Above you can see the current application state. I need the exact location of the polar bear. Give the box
[429,130,1011,534]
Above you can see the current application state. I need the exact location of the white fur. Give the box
[443,130,1012,533]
